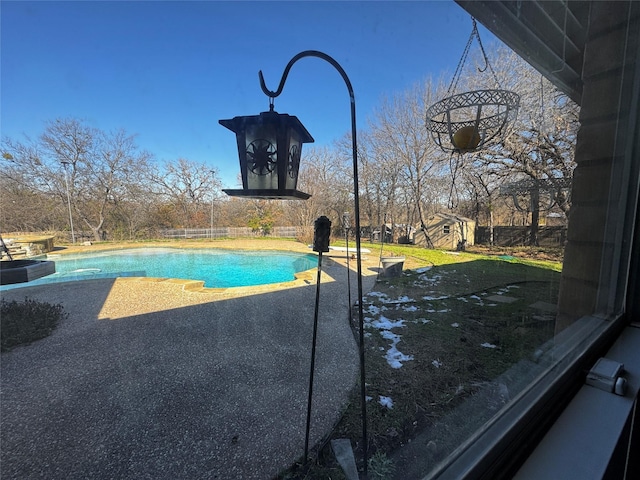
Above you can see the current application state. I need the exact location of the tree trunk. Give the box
[529,186,540,246]
[91,227,102,243]
[489,207,495,246]
[416,201,434,249]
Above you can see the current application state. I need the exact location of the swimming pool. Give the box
[0,248,318,290]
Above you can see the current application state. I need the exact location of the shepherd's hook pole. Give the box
[260,51,368,477]
[304,248,323,462]
[343,212,353,324]
[305,216,332,463]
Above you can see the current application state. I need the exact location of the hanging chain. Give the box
[448,151,463,209]
[447,18,502,95]
[473,18,502,89]
[447,21,475,94]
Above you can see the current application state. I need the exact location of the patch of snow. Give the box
[370,316,406,330]
[470,294,485,306]
[420,318,432,324]
[422,295,448,301]
[438,309,451,313]
[366,396,373,402]
[487,303,498,307]
[380,329,400,341]
[379,396,394,409]
[457,297,469,302]
[432,359,443,368]
[415,267,432,273]
[367,291,389,300]
[379,330,414,368]
[366,304,381,315]
[481,342,497,349]
[386,346,413,368]
[364,301,414,369]
[369,293,416,305]
[419,274,442,284]
[451,322,460,328]
[402,305,418,312]
[394,295,414,303]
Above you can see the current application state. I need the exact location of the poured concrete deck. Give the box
[0,245,379,479]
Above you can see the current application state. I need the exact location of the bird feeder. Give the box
[219,106,314,199]
[426,18,520,154]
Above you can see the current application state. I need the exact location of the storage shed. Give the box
[414,213,475,250]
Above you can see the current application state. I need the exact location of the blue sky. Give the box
[1,1,500,187]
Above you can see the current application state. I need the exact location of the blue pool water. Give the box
[1,248,318,290]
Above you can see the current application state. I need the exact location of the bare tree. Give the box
[108,179,157,240]
[292,146,352,229]
[246,199,282,235]
[0,170,61,232]
[458,160,507,245]
[147,158,222,228]
[369,79,449,246]
[2,118,152,241]
[459,46,579,245]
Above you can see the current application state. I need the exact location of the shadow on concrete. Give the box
[1,259,375,479]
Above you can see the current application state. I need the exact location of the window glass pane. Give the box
[1,2,638,480]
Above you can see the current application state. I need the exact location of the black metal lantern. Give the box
[219,106,314,199]
[313,216,331,253]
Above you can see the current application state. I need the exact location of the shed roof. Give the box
[428,213,475,224]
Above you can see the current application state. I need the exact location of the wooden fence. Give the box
[476,226,567,246]
[159,226,310,239]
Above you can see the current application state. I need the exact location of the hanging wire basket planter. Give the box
[426,18,520,154]
[426,89,520,152]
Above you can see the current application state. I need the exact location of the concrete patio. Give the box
[1,252,378,479]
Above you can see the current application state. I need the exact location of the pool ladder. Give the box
[0,234,14,261]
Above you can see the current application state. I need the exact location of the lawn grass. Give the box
[340,240,563,272]
[281,244,562,479]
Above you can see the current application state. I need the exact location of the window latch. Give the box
[586,357,627,396]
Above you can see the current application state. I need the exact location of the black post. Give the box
[343,212,352,324]
[304,216,331,463]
